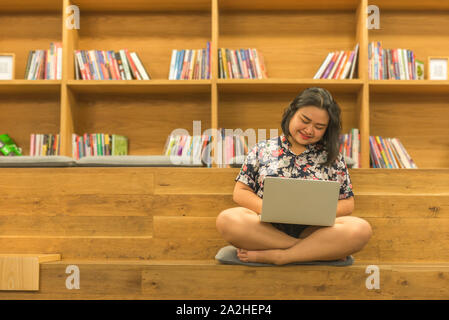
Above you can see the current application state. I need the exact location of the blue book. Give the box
[177,50,185,80]
[95,50,105,80]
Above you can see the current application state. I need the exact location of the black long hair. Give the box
[281,87,342,167]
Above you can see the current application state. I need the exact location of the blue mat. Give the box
[215,245,354,267]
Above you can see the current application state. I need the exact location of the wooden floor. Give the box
[0,167,448,299]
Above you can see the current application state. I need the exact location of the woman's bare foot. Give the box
[236,248,348,265]
[236,248,285,265]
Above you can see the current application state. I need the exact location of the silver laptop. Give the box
[261,177,340,226]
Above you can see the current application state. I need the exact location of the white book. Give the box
[401,49,409,80]
[314,52,333,79]
[389,138,404,168]
[250,49,260,79]
[87,50,99,80]
[352,128,359,168]
[169,50,177,80]
[396,138,417,168]
[119,50,132,80]
[75,51,86,80]
[27,51,38,80]
[384,138,399,169]
[340,51,354,79]
[129,52,142,80]
[391,138,410,168]
[57,46,63,80]
[350,43,359,79]
[398,49,405,80]
[328,51,344,79]
[130,52,150,80]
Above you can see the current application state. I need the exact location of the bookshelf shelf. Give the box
[0,0,447,168]
[369,80,449,94]
[67,80,212,94]
[217,79,364,94]
[0,81,61,94]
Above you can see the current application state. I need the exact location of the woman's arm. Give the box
[233,181,263,214]
[336,196,354,217]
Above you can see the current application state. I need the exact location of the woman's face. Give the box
[288,106,329,146]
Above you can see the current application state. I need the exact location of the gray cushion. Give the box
[0,156,76,167]
[75,155,204,167]
[215,245,354,267]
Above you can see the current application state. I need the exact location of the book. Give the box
[24,43,62,80]
[217,48,268,79]
[369,41,420,80]
[367,135,417,169]
[74,49,151,80]
[169,43,211,80]
[314,43,359,80]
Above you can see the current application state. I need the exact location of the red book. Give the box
[124,49,140,80]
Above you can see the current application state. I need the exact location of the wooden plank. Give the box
[0,168,154,195]
[0,194,153,217]
[155,168,236,194]
[3,218,448,262]
[141,264,384,299]
[0,256,39,291]
[0,216,153,236]
[0,253,58,291]
[351,169,449,194]
[0,194,234,217]
[1,261,449,299]
[355,218,449,263]
[353,194,449,218]
[0,236,227,260]
[0,254,61,263]
[153,216,220,239]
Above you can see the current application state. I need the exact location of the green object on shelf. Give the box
[0,134,22,156]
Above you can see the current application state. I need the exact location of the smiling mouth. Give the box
[300,132,312,139]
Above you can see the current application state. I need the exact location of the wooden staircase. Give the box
[0,167,448,299]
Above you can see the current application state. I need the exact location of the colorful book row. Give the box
[215,129,249,168]
[369,135,417,169]
[369,41,423,80]
[74,49,150,80]
[168,42,211,80]
[72,134,128,160]
[30,134,60,156]
[163,134,212,165]
[339,129,360,169]
[314,44,359,80]
[24,42,62,80]
[218,48,268,79]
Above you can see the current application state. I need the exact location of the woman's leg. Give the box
[237,216,372,265]
[216,207,300,250]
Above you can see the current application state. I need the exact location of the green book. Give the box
[0,134,22,156]
[112,135,128,156]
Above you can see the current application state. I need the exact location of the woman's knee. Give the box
[338,216,373,250]
[349,217,373,249]
[216,207,255,237]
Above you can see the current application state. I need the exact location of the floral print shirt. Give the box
[235,134,354,200]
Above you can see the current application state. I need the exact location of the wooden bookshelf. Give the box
[0,0,448,168]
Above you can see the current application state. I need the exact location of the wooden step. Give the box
[0,254,60,291]
[0,259,448,299]
[0,168,448,198]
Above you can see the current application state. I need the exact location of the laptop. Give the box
[260,176,340,226]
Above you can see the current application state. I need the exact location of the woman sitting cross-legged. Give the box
[216,87,372,266]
